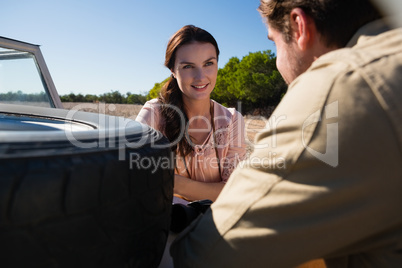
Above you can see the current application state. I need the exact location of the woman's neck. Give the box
[183,98,213,145]
[183,98,212,118]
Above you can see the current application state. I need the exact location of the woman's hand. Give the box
[174,174,225,202]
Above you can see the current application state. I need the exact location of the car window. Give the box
[0,47,51,107]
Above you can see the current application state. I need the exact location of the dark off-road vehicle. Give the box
[0,36,174,268]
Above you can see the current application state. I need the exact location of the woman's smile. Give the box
[192,83,209,90]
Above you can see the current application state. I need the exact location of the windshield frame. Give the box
[0,36,62,108]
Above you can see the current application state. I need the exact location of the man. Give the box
[171,0,402,267]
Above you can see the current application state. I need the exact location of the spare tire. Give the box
[0,104,174,268]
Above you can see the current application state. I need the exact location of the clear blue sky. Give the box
[2,0,276,96]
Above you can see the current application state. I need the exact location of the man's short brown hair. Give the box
[259,0,383,47]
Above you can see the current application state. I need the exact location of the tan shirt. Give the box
[136,99,247,183]
[171,20,402,267]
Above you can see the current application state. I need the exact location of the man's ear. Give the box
[289,8,315,51]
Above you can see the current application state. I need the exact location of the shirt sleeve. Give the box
[135,100,161,130]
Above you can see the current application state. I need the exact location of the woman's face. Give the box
[172,41,218,102]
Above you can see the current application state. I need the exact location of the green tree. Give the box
[212,50,286,112]
[213,57,241,107]
[127,93,147,104]
[60,93,77,102]
[99,90,124,103]
[146,77,169,100]
[74,93,86,102]
[84,94,98,103]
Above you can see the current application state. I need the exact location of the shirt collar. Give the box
[346,18,394,48]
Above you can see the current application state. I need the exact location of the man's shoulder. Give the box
[294,25,402,96]
[313,25,402,71]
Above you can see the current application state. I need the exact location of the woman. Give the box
[136,25,247,202]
